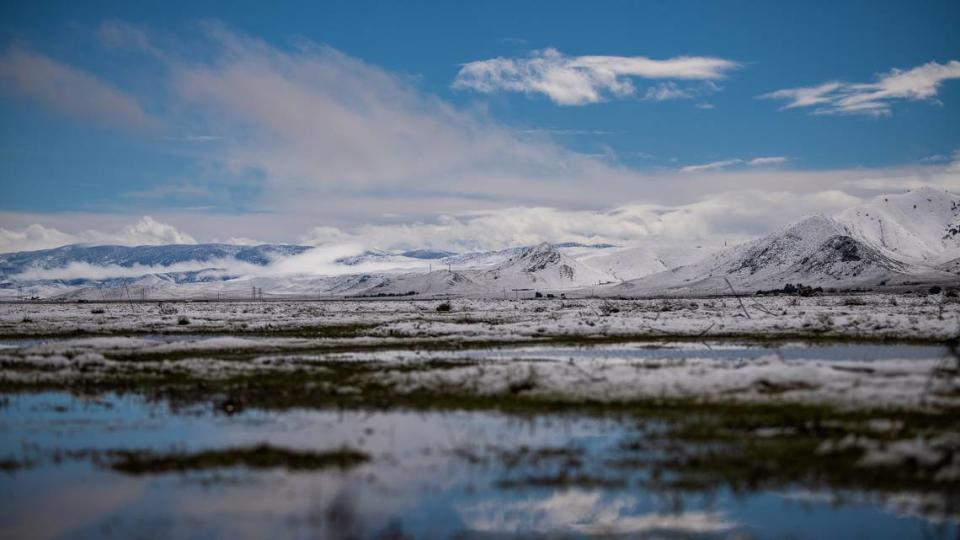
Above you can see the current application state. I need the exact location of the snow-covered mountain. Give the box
[610,192,958,297]
[351,243,615,297]
[578,242,723,282]
[3,188,957,300]
[476,242,613,289]
[836,187,960,264]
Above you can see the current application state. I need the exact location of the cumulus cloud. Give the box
[0,45,157,130]
[0,216,195,253]
[760,60,960,116]
[452,48,738,105]
[680,156,787,173]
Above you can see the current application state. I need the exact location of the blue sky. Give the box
[1,0,959,251]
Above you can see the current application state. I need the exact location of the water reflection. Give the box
[0,392,957,539]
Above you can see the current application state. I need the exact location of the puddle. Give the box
[1,391,956,539]
[436,342,953,363]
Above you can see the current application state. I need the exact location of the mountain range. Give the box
[1,188,957,300]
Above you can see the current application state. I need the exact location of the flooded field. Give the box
[1,300,958,538]
[1,385,957,540]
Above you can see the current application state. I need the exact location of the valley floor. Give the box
[1,294,958,410]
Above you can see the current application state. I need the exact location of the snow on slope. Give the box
[837,187,960,264]
[355,270,484,296]
[611,215,915,296]
[5,189,957,300]
[477,242,614,289]
[355,243,614,296]
[578,242,723,282]
[607,189,960,296]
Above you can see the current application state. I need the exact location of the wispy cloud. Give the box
[0,45,158,130]
[167,28,659,218]
[122,184,214,200]
[747,156,788,166]
[760,60,960,116]
[680,159,743,173]
[97,19,163,58]
[518,128,617,136]
[452,48,739,105]
[680,156,787,173]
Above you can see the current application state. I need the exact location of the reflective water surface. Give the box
[1,386,957,540]
[0,344,960,539]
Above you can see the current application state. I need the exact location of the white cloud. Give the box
[4,154,956,255]
[299,189,862,252]
[0,45,157,130]
[0,224,77,254]
[0,216,195,253]
[747,156,788,166]
[680,159,743,173]
[760,60,960,116]
[8,242,433,282]
[452,48,739,105]
[170,31,647,217]
[3,25,956,257]
[643,82,692,101]
[680,156,786,173]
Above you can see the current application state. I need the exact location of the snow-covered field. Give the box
[1,294,957,412]
[3,294,957,341]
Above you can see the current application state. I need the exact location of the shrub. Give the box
[90,308,105,314]
[436,302,452,312]
[929,285,942,295]
[177,316,191,325]
[599,301,620,316]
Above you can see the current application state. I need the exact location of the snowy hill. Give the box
[477,242,613,289]
[610,215,919,296]
[578,242,722,282]
[355,270,484,297]
[836,187,960,264]
[352,243,614,297]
